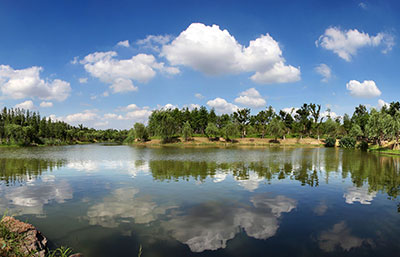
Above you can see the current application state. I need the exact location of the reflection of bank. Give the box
[162,193,297,252]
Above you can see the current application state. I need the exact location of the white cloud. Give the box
[316,27,394,61]
[161,23,300,84]
[321,111,339,119]
[80,51,179,93]
[359,2,367,9]
[64,110,99,124]
[195,93,204,99]
[378,99,390,109]
[79,77,88,84]
[137,35,172,52]
[39,101,53,108]
[343,187,377,205]
[207,97,238,114]
[281,107,299,116]
[183,103,201,110]
[234,88,266,108]
[116,40,130,48]
[315,64,331,82]
[318,221,371,252]
[346,80,381,98]
[15,100,35,110]
[0,65,71,101]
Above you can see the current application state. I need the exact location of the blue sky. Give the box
[0,0,399,128]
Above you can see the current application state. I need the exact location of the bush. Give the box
[357,140,369,151]
[339,136,356,148]
[324,137,336,147]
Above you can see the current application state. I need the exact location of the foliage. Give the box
[134,123,149,141]
[268,117,285,141]
[205,123,219,140]
[222,122,239,141]
[0,107,127,146]
[324,137,336,147]
[182,121,193,141]
[339,136,356,148]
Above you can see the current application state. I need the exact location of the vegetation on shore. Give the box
[0,107,128,146]
[4,101,400,154]
[126,102,400,154]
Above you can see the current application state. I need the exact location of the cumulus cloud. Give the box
[163,194,296,252]
[39,101,53,108]
[161,23,300,84]
[378,99,389,109]
[79,77,88,84]
[316,27,394,61]
[64,110,99,124]
[87,188,176,228]
[195,93,204,99]
[116,40,130,48]
[346,80,381,98]
[136,35,172,52]
[15,100,35,110]
[80,51,179,93]
[207,97,238,114]
[234,88,266,108]
[343,187,377,205]
[0,65,71,101]
[318,221,371,252]
[315,64,332,82]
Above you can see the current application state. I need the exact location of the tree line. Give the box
[129,102,400,149]
[0,107,128,146]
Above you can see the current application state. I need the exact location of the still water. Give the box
[0,144,399,257]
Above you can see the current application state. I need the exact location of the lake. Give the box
[0,144,399,257]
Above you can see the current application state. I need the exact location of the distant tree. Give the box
[205,123,219,140]
[295,104,311,138]
[268,117,285,141]
[182,121,193,141]
[222,122,239,141]
[366,109,393,146]
[233,108,250,138]
[134,123,149,141]
[349,124,363,140]
[255,106,274,138]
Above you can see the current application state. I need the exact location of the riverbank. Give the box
[0,216,80,257]
[129,136,325,147]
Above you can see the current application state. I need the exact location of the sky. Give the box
[0,0,400,129]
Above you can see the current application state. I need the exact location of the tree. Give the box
[349,124,363,139]
[233,108,250,138]
[366,109,393,146]
[222,122,239,141]
[295,104,311,138]
[134,123,149,141]
[255,106,274,138]
[182,121,193,141]
[268,117,285,141]
[205,123,219,140]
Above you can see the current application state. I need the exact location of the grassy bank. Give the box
[128,136,324,148]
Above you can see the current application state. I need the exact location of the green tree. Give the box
[134,123,149,141]
[233,108,250,138]
[222,122,239,141]
[182,121,193,141]
[205,123,219,140]
[268,117,285,141]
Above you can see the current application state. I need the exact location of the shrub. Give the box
[223,122,239,141]
[339,136,356,148]
[324,137,336,147]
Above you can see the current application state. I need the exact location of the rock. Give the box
[0,216,48,257]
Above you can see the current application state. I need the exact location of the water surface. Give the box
[0,144,399,256]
